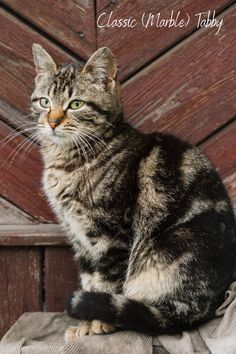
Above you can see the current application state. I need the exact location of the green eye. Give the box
[69,100,84,110]
[39,97,51,108]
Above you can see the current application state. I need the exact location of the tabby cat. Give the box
[31,44,236,341]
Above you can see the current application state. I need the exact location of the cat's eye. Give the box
[69,100,84,110]
[39,97,51,108]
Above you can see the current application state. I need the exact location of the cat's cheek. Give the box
[37,111,48,126]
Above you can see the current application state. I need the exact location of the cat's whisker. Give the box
[0,126,37,153]
[4,131,39,167]
[70,135,81,161]
[71,129,96,160]
[81,134,104,153]
[77,130,101,157]
[24,112,36,118]
[103,120,115,129]
[80,126,109,152]
[18,132,40,165]
[80,126,107,144]
[78,130,107,156]
[77,134,92,162]
[2,138,30,167]
[17,131,41,164]
[70,132,89,163]
[0,122,37,144]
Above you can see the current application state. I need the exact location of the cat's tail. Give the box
[66,291,191,335]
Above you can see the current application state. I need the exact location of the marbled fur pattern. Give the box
[31,44,236,338]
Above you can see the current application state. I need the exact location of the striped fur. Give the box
[31,45,236,339]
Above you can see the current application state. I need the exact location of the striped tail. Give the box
[66,291,189,335]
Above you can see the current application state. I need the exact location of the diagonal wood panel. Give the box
[97,0,233,80]
[1,0,96,59]
[200,120,236,212]
[200,121,236,179]
[122,6,236,144]
[0,197,36,224]
[0,8,79,129]
[0,120,55,222]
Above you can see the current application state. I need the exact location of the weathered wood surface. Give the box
[97,0,233,80]
[200,120,236,179]
[44,247,78,311]
[200,119,236,209]
[122,5,236,143]
[0,8,77,129]
[0,120,55,222]
[0,224,65,246]
[1,0,96,59]
[0,197,36,224]
[0,247,42,338]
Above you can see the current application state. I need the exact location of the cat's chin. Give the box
[40,131,73,147]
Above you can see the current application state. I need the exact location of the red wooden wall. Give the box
[0,0,235,337]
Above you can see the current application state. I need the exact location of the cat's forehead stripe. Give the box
[51,64,78,96]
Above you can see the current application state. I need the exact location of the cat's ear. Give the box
[82,47,117,82]
[32,43,57,75]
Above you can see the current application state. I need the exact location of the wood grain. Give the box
[0,224,65,246]
[44,247,78,311]
[1,0,96,59]
[200,120,236,179]
[0,197,36,224]
[200,120,236,210]
[0,120,55,222]
[97,0,233,80]
[0,8,78,130]
[0,247,42,338]
[122,5,236,144]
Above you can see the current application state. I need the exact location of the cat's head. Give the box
[31,44,121,147]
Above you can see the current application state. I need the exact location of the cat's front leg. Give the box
[65,272,117,340]
[65,244,128,340]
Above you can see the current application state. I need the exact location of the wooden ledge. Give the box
[0,224,67,246]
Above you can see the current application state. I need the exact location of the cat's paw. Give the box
[88,320,115,335]
[65,320,115,342]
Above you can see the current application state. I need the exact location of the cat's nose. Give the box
[48,109,64,130]
[49,121,60,130]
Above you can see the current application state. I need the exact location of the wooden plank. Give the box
[0,8,78,129]
[97,0,233,80]
[0,224,65,246]
[0,101,36,138]
[0,197,36,224]
[44,247,78,311]
[0,247,42,338]
[122,5,236,144]
[200,120,236,179]
[2,0,96,59]
[0,120,56,222]
[200,120,236,210]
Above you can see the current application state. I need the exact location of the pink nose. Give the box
[49,120,59,130]
[48,109,64,130]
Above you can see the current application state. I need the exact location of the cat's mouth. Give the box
[40,124,72,144]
